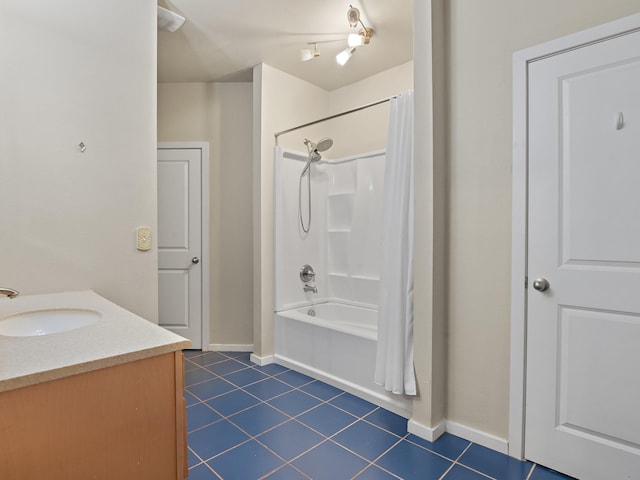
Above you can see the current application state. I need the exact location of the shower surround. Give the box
[273,147,412,417]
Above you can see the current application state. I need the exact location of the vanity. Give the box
[0,290,191,480]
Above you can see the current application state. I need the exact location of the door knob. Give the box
[532,278,549,292]
[192,257,200,264]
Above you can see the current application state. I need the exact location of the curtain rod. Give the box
[274,95,396,143]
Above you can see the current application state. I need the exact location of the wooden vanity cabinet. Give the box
[0,351,188,479]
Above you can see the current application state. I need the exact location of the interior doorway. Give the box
[511,14,640,480]
[157,142,210,349]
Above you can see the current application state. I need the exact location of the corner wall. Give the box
[0,0,158,320]
[157,82,254,348]
[252,65,330,360]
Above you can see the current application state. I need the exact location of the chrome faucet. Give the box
[303,284,318,294]
[300,265,317,293]
[0,288,19,299]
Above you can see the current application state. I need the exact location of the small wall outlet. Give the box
[137,227,151,251]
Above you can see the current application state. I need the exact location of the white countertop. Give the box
[0,290,190,392]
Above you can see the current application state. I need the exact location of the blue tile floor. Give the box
[184,351,575,480]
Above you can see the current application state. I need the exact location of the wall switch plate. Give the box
[137,227,151,251]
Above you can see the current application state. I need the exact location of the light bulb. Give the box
[336,47,355,66]
[300,44,319,62]
[348,33,363,47]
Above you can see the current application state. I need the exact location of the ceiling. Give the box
[157,0,413,91]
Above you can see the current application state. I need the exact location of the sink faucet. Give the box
[303,284,318,294]
[0,288,19,299]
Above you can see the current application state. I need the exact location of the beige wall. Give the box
[444,0,640,438]
[0,0,158,320]
[158,82,254,347]
[327,62,413,159]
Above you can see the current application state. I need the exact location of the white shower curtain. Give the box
[374,91,416,395]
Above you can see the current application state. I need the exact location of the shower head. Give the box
[303,137,333,163]
[315,138,333,153]
[304,138,333,153]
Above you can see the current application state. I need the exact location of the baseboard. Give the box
[206,344,253,352]
[407,419,446,442]
[250,353,274,366]
[274,354,412,419]
[445,420,509,455]
[404,418,508,455]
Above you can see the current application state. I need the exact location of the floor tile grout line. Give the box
[186,353,546,480]
[186,355,236,369]
[190,357,251,377]
[185,442,224,480]
[452,437,473,463]
[186,445,205,470]
[188,376,329,435]
[348,434,407,480]
[189,374,334,462]
[193,398,321,478]
[192,379,378,476]
[195,435,255,466]
[258,459,314,480]
[449,453,496,478]
[186,362,362,415]
[402,433,481,466]
[437,463,456,480]
[357,412,411,440]
[184,377,237,403]
[438,442,496,480]
[260,465,313,480]
[184,357,376,477]
[525,463,537,480]
[434,440,496,480]
[187,364,416,461]
[191,361,418,477]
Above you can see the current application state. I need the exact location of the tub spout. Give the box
[303,284,318,294]
[0,288,19,299]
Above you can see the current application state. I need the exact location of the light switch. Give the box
[137,227,151,251]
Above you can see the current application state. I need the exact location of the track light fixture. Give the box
[335,5,373,66]
[347,28,373,47]
[300,43,320,62]
[336,47,356,66]
[299,4,373,66]
[347,6,361,27]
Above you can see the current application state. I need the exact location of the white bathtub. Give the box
[274,302,412,417]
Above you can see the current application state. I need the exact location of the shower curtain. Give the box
[374,91,416,395]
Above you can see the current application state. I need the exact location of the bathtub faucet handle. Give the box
[303,284,318,294]
[300,264,316,283]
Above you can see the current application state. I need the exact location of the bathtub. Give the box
[274,302,412,417]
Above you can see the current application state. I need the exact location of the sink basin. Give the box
[0,309,101,337]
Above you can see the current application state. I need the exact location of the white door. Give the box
[157,147,203,348]
[526,30,640,479]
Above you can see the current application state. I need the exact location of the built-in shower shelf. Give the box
[327,192,356,198]
[327,273,380,281]
[352,275,380,281]
[328,193,356,231]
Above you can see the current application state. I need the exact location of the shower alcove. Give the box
[273,147,412,417]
